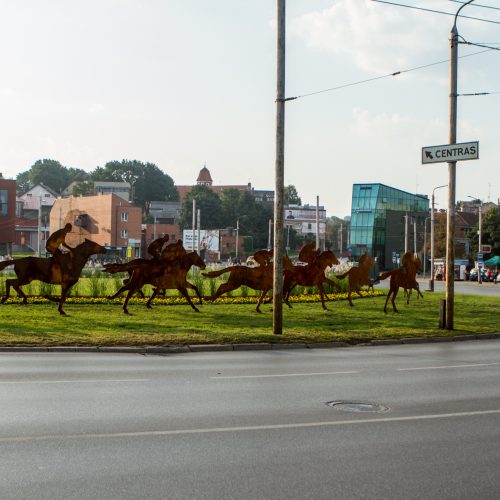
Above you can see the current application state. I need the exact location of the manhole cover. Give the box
[326,401,390,413]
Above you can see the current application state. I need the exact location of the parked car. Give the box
[470,268,489,282]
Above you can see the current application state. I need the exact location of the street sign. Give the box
[422,141,479,164]
[480,244,492,253]
[477,252,483,261]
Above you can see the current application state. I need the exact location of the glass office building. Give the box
[350,183,429,269]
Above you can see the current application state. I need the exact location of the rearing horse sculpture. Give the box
[0,238,106,315]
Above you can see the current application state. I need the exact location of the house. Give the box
[15,184,58,253]
[284,204,327,250]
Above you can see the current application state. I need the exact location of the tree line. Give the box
[16,159,311,252]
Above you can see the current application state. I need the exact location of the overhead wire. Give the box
[283,49,495,102]
[370,0,500,25]
[447,0,500,12]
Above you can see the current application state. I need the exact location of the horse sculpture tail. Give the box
[104,263,132,274]
[335,270,350,281]
[378,270,393,281]
[202,266,237,278]
[0,260,15,271]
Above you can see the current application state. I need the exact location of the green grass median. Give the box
[0,291,497,347]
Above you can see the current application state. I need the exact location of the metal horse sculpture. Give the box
[105,251,206,314]
[282,249,340,310]
[378,251,423,313]
[334,253,374,306]
[202,260,275,313]
[0,238,106,315]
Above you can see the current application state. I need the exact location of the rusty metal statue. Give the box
[105,248,206,314]
[0,238,106,315]
[202,257,275,313]
[334,252,374,306]
[378,251,423,313]
[282,247,340,310]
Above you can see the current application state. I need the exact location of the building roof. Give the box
[196,166,213,184]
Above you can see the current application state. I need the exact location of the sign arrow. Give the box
[425,151,434,160]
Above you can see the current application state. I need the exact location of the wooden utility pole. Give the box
[273,0,286,335]
[446,23,458,330]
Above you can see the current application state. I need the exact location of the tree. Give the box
[434,211,467,259]
[284,185,301,205]
[179,185,223,230]
[90,160,178,214]
[468,206,500,257]
[16,159,89,195]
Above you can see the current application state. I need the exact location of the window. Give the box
[0,190,8,216]
[121,212,128,222]
[120,229,128,239]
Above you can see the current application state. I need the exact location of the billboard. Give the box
[182,229,220,252]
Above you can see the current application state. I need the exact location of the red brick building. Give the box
[49,194,142,258]
[0,173,16,255]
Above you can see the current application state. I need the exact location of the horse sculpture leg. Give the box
[3,278,29,304]
[146,288,159,309]
[177,287,200,312]
[390,287,399,313]
[57,284,72,316]
[317,282,329,310]
[122,289,136,314]
[255,289,271,313]
[185,283,203,305]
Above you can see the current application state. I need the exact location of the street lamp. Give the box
[467,196,483,284]
[429,184,447,291]
[423,216,430,278]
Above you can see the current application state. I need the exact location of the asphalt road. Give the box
[1,341,499,499]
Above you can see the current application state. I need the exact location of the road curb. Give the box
[0,333,498,354]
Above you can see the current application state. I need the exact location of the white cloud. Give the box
[289,0,453,75]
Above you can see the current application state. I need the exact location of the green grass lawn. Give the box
[0,291,497,347]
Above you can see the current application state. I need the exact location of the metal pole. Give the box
[478,202,482,284]
[413,219,417,255]
[286,224,290,252]
[192,199,196,252]
[424,219,427,278]
[424,216,431,278]
[235,218,239,259]
[197,208,201,253]
[153,216,157,241]
[316,196,320,250]
[404,213,409,253]
[273,0,286,335]
[37,196,42,256]
[446,23,459,330]
[430,184,447,291]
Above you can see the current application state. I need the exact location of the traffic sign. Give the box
[480,244,492,253]
[422,141,479,164]
[477,252,483,261]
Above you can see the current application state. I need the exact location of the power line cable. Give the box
[447,0,500,12]
[283,49,494,101]
[371,0,500,25]
[460,40,500,50]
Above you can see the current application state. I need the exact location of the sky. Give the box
[0,0,498,218]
